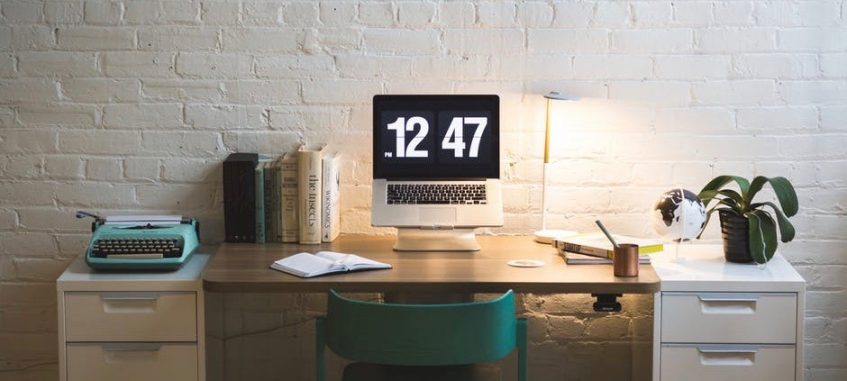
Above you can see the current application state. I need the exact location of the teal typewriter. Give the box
[78,212,200,271]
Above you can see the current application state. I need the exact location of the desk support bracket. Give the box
[592,293,623,312]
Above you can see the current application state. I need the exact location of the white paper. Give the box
[104,215,182,225]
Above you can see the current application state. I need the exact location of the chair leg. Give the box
[517,318,528,381]
[316,317,326,381]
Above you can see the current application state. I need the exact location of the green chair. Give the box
[315,289,527,381]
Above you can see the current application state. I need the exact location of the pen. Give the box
[595,220,620,249]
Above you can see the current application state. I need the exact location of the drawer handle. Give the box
[102,343,162,352]
[697,346,757,366]
[698,294,758,314]
[101,293,159,314]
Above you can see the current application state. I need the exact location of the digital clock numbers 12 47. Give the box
[384,114,488,160]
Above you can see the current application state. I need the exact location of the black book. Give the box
[223,153,259,242]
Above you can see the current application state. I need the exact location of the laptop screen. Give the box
[373,95,500,179]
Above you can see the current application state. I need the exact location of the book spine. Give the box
[272,165,282,242]
[263,164,273,242]
[639,245,664,254]
[254,164,265,243]
[281,157,299,243]
[298,149,322,244]
[559,242,613,259]
[557,241,661,259]
[321,156,340,242]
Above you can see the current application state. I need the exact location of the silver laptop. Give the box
[371,95,504,229]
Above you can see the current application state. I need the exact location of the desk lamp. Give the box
[534,91,579,244]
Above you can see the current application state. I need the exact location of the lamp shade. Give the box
[544,91,580,102]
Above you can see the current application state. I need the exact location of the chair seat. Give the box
[342,362,502,381]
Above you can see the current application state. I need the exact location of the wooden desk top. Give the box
[202,235,660,294]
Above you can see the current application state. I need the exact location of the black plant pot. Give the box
[719,210,754,263]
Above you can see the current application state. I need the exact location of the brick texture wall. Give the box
[0,1,845,380]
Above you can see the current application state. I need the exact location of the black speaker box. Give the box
[223,152,259,243]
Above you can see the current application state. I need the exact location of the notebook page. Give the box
[316,251,391,271]
[315,251,348,261]
[272,253,337,277]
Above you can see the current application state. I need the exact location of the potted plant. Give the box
[698,175,798,264]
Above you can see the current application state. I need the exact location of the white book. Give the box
[298,147,322,244]
[321,154,340,243]
[270,251,392,278]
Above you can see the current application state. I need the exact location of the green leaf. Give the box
[745,212,767,264]
[698,190,719,206]
[752,210,778,261]
[699,175,751,200]
[747,176,799,217]
[701,189,745,208]
[717,189,744,203]
[751,201,796,242]
[710,197,743,214]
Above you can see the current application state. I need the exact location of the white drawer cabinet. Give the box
[57,254,210,381]
[661,292,797,344]
[652,246,805,381]
[67,343,199,381]
[65,291,198,342]
[660,344,796,381]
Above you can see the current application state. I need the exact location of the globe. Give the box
[652,189,707,242]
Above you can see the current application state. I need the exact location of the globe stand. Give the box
[673,239,687,263]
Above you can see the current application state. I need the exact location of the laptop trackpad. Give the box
[419,207,457,225]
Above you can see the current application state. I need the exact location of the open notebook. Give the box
[270,251,392,278]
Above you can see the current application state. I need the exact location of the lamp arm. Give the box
[541,98,553,230]
[543,98,552,164]
[541,162,550,231]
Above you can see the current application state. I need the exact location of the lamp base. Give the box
[533,229,579,244]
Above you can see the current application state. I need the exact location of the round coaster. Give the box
[507,259,545,268]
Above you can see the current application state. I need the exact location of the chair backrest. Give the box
[325,289,517,366]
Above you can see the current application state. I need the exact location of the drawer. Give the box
[661,344,795,381]
[67,342,198,381]
[661,292,796,344]
[65,292,197,342]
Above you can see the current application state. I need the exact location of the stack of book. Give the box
[223,147,341,244]
[553,233,663,265]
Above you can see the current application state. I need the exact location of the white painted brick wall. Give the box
[1,1,845,380]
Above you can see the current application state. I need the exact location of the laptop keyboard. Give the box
[387,184,487,205]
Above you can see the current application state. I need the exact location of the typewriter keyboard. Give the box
[91,238,184,259]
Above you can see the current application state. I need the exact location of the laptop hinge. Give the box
[384,178,488,182]
[393,228,479,251]
[420,225,454,230]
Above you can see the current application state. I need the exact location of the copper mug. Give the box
[613,244,639,277]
